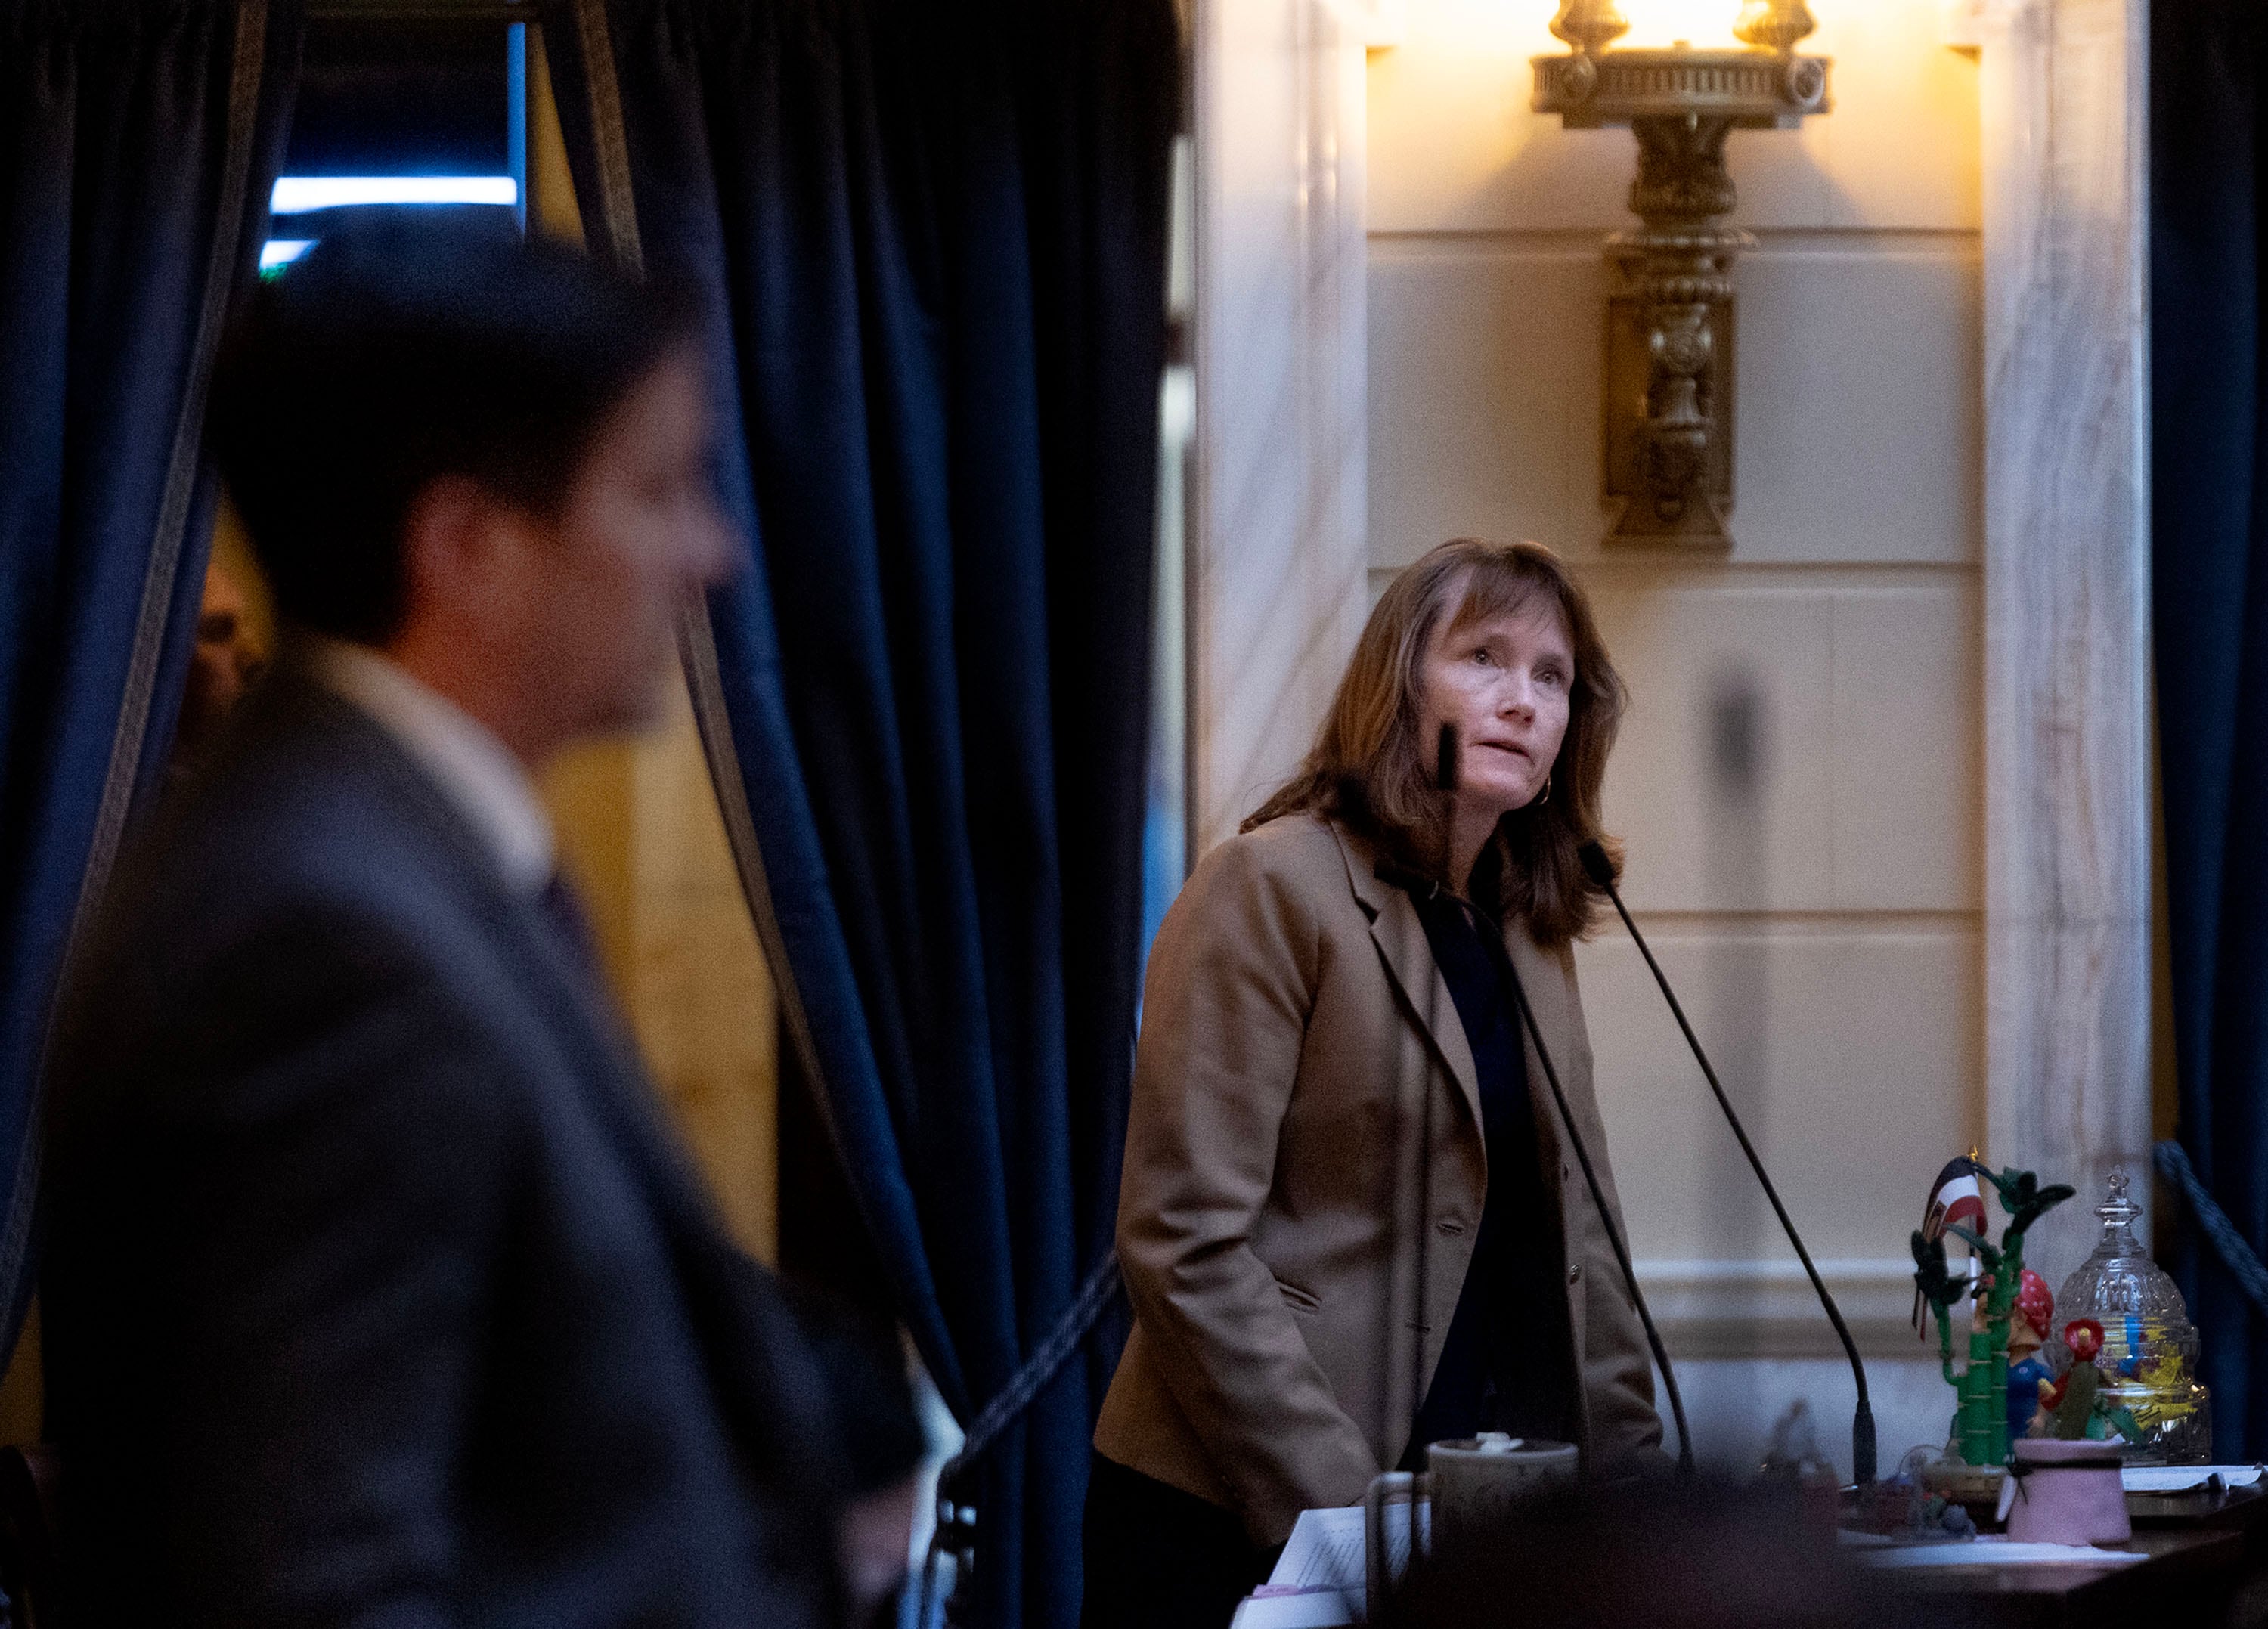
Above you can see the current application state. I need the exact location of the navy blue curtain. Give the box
[2153,0,2268,1456]
[0,0,299,1339]
[541,2,1176,1623]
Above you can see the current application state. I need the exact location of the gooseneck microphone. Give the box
[1578,839,1876,1485]
[1495,949,1696,1476]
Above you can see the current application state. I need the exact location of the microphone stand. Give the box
[1496,952,1696,1478]
[1579,842,1876,1485]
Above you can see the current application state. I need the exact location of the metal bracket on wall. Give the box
[1600,113,1749,545]
[1534,2,1830,550]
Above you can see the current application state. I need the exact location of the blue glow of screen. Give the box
[270,175,518,213]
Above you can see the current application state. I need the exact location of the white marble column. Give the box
[1976,0,2152,1275]
[1188,0,1373,855]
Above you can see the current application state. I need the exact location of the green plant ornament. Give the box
[1910,1166,2074,1467]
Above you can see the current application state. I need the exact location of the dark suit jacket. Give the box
[42,663,850,1627]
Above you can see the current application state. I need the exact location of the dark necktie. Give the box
[537,868,603,984]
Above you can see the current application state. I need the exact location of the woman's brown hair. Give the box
[1244,537,1627,946]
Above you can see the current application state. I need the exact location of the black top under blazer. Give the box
[42,663,850,1628]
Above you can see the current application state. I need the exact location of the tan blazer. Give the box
[1093,812,1662,1544]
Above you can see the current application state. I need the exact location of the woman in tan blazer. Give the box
[1083,538,1662,1627]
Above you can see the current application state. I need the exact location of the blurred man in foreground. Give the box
[43,223,917,1627]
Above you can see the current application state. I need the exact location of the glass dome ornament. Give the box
[2051,1170,2212,1464]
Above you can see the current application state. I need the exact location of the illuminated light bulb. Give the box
[1734,0,1817,51]
[1550,0,1630,53]
[1611,0,1742,49]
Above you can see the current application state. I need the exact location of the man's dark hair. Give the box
[207,218,705,643]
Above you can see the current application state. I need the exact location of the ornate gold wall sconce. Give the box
[1534,1,1829,547]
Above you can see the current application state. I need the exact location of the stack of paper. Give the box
[1228,1504,1428,1629]
[2120,1464,2266,1494]
[1851,1538,2146,1569]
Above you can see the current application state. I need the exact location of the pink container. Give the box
[1996,1439,2131,1546]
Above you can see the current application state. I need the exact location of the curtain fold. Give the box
[0,0,299,1338]
[2152,0,2268,1456]
[540,2,1175,1622]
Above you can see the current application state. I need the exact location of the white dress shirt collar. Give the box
[305,636,556,894]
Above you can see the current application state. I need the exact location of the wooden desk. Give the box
[1868,1487,2268,1627]
[2130,1482,2268,1533]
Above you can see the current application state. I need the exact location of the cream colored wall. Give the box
[1366,2,1983,1340]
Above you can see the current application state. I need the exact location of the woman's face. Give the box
[1418,594,1575,820]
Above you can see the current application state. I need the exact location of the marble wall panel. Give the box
[1830,586,1982,912]
[1368,243,1981,568]
[1974,0,2151,1271]
[1659,1355,1954,1482]
[1572,578,1978,913]
[1732,249,1983,565]
[1583,581,1837,912]
[1368,246,1600,562]
[1635,1256,1924,1358]
[1574,927,1984,1267]
[1188,0,1371,853]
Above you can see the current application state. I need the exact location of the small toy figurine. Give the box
[1912,1163,2075,1466]
[2040,1317,2146,1444]
[2031,1374,2068,1437]
[2118,1316,2146,1379]
[2050,1320,2105,1438]
[2006,1269,2054,1443]
[2008,1355,2053,1444]
[1913,1156,1988,1336]
[1905,1491,1975,1541]
[2015,1270,2053,1345]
